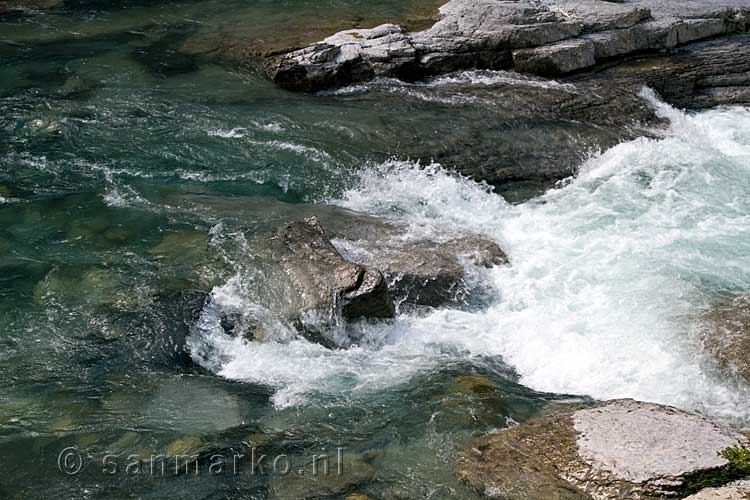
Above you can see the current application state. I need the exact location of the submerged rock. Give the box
[432,373,514,432]
[166,436,207,458]
[113,290,209,368]
[268,453,375,500]
[457,399,748,500]
[700,294,750,382]
[271,216,395,328]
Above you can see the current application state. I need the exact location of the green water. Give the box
[0,2,570,498]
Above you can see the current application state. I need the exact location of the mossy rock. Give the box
[48,415,77,433]
[65,222,97,242]
[33,267,135,309]
[102,227,132,244]
[457,400,748,500]
[150,231,209,264]
[66,217,117,245]
[452,374,498,396]
[150,230,228,291]
[76,433,99,450]
[58,75,95,98]
[241,432,273,448]
[432,373,510,431]
[166,436,206,457]
[21,208,42,225]
[108,432,149,456]
[346,493,373,500]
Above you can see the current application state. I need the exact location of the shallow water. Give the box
[3,2,750,499]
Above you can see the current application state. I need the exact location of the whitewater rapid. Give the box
[190,90,750,421]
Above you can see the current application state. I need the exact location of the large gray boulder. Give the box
[266,0,750,92]
[371,236,507,308]
[457,399,748,500]
[271,216,395,328]
[326,216,508,309]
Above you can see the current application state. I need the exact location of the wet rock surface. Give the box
[457,399,748,500]
[270,216,395,329]
[113,290,209,368]
[701,294,750,383]
[327,214,508,309]
[253,212,507,339]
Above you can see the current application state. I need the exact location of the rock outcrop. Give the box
[332,229,508,309]
[374,236,507,308]
[259,0,750,190]
[264,213,507,326]
[457,399,749,500]
[700,294,750,383]
[271,216,395,328]
[266,0,750,93]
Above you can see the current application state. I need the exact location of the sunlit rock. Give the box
[266,0,750,93]
[268,216,395,333]
[685,480,750,499]
[327,214,508,309]
[166,436,206,458]
[457,399,748,499]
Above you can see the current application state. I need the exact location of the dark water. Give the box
[0,2,573,499]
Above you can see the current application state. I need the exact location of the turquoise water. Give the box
[4,2,750,499]
[0,3,558,498]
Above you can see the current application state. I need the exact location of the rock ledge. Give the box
[266,0,750,92]
[457,399,749,500]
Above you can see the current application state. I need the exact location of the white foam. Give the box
[320,77,488,105]
[192,92,750,420]
[423,69,577,91]
[254,122,285,133]
[207,127,247,138]
[320,70,575,102]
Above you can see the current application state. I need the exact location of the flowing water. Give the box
[3,2,750,499]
